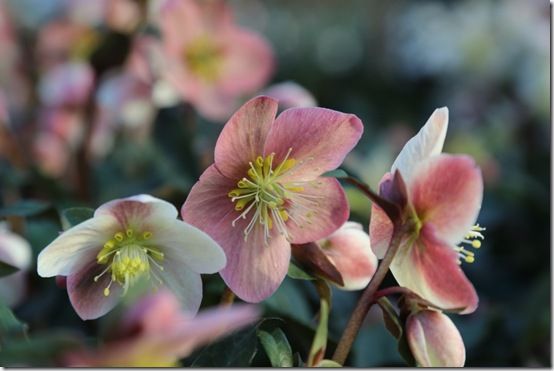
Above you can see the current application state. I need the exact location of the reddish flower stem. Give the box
[331,222,406,365]
[372,286,414,301]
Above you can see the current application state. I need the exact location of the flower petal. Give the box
[391,107,448,182]
[368,173,394,259]
[67,255,123,320]
[287,177,349,244]
[157,261,203,315]
[95,194,178,229]
[264,107,363,182]
[217,28,274,96]
[391,224,478,314]
[181,165,291,302]
[407,310,465,367]
[410,154,483,245]
[214,96,278,179]
[320,222,378,290]
[149,219,226,274]
[37,215,117,277]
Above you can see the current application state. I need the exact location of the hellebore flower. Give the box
[262,81,317,111]
[317,221,378,290]
[37,195,226,320]
[181,96,363,302]
[0,224,32,307]
[158,0,274,121]
[369,108,484,313]
[406,309,465,367]
[64,289,259,367]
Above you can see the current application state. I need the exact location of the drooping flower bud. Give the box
[406,310,465,367]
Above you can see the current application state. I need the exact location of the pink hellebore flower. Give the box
[406,309,466,367]
[64,289,259,367]
[0,224,32,307]
[369,108,484,314]
[159,0,274,121]
[317,222,378,291]
[37,195,226,320]
[181,96,363,302]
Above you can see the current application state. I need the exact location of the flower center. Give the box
[228,148,318,243]
[455,224,485,264]
[95,229,164,296]
[184,36,223,82]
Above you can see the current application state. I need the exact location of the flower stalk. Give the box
[331,221,407,365]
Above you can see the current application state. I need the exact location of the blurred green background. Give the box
[0,0,550,367]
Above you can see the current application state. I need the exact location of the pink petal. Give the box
[410,154,483,245]
[158,0,205,52]
[214,96,278,179]
[320,222,378,290]
[391,224,478,314]
[264,107,363,182]
[95,194,178,231]
[181,165,291,302]
[67,255,123,320]
[216,28,274,96]
[368,173,394,259]
[262,81,317,110]
[286,177,349,244]
[219,222,290,302]
[407,310,465,367]
[391,107,448,183]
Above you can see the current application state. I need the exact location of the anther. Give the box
[114,232,124,242]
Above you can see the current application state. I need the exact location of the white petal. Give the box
[150,219,226,274]
[0,231,32,270]
[158,261,203,315]
[37,215,117,277]
[391,107,448,182]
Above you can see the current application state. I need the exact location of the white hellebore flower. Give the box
[37,195,226,320]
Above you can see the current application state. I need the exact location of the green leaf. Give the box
[0,302,28,347]
[287,261,315,281]
[0,200,49,217]
[60,207,94,230]
[377,297,403,339]
[317,359,343,367]
[257,328,293,367]
[190,323,260,366]
[307,281,331,367]
[0,260,19,277]
[321,169,349,179]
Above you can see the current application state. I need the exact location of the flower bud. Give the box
[406,310,465,367]
[318,221,378,290]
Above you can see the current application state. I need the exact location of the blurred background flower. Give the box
[0,0,549,367]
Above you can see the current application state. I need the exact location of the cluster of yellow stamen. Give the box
[228,148,321,244]
[184,36,222,82]
[95,228,164,296]
[455,224,485,264]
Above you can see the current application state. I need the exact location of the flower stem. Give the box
[219,286,236,306]
[331,223,406,365]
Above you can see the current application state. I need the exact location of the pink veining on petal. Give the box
[214,96,278,179]
[392,224,478,314]
[368,173,394,259]
[67,254,123,320]
[264,107,363,182]
[410,154,483,245]
[286,177,349,244]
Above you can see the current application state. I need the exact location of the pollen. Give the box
[456,224,485,264]
[227,148,323,244]
[94,228,164,296]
